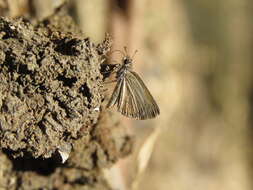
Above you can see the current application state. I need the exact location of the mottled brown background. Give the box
[1,0,253,190]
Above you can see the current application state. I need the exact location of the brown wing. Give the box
[118,71,160,120]
[106,76,125,108]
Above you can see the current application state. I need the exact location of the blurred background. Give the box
[1,0,253,190]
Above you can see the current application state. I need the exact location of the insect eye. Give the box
[123,58,129,64]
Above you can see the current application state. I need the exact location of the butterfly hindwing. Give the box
[117,71,160,119]
[107,77,124,108]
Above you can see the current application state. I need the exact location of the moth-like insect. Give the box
[106,48,160,120]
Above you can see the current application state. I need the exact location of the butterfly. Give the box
[106,48,160,120]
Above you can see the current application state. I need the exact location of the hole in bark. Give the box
[17,64,32,75]
[79,83,92,107]
[3,150,61,176]
[57,74,77,87]
[72,176,90,185]
[54,38,81,56]
[4,51,17,72]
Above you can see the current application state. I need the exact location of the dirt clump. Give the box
[0,12,132,190]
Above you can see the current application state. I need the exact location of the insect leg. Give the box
[103,79,117,84]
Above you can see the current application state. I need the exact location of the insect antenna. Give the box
[123,46,128,56]
[124,46,138,59]
[110,49,125,57]
[131,50,138,59]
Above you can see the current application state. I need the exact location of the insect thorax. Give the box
[122,56,133,69]
[115,57,132,78]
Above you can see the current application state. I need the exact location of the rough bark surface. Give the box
[0,10,132,190]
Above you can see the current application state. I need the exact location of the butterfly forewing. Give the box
[126,71,160,119]
[107,70,160,120]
